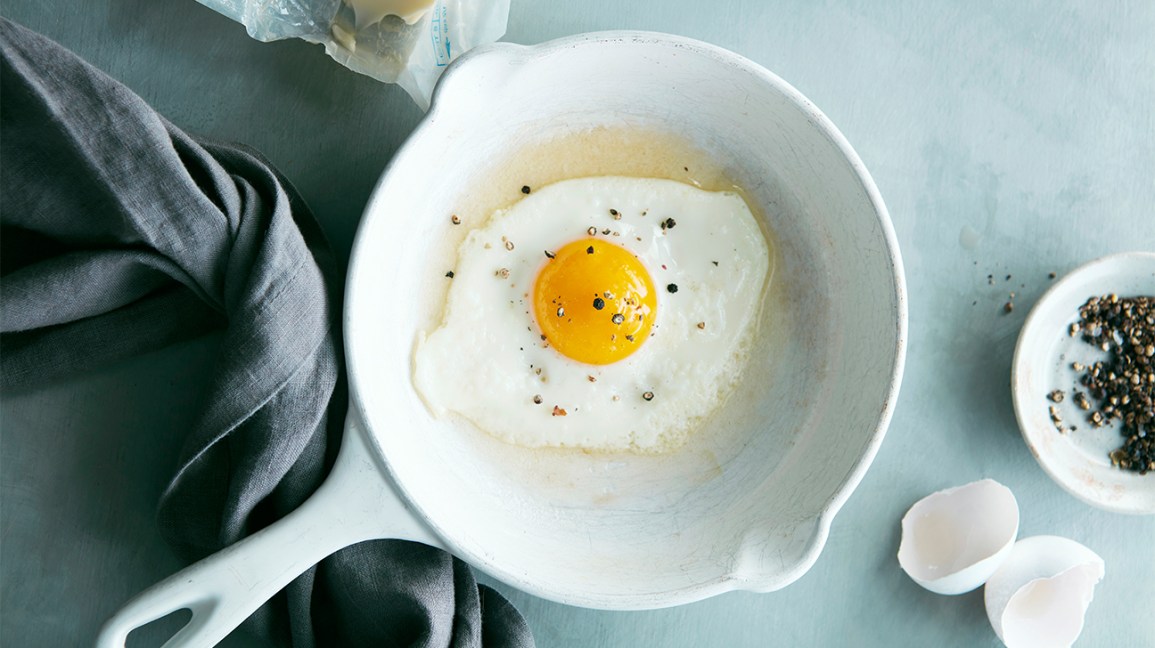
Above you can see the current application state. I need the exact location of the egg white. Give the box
[413,176,770,452]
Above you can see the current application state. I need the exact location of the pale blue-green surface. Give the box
[2,1,1153,646]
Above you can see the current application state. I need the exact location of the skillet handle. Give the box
[95,408,441,648]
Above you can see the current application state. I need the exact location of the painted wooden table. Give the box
[2,1,1153,646]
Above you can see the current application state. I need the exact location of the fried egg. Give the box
[413,176,770,452]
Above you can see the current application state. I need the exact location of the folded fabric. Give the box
[0,18,532,648]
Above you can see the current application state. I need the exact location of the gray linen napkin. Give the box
[0,18,532,648]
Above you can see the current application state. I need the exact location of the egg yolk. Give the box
[533,238,657,365]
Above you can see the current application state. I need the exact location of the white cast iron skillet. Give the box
[98,31,907,647]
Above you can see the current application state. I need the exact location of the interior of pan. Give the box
[345,32,905,608]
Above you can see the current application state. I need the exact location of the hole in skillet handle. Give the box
[125,609,191,648]
[121,606,255,647]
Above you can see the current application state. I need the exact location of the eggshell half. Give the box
[984,535,1105,648]
[898,479,1019,594]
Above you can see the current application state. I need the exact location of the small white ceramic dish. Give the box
[1011,251,1155,514]
[98,31,907,647]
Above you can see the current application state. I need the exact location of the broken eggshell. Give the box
[898,479,1019,594]
[984,535,1105,648]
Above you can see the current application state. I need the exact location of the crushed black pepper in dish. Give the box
[1054,294,1154,474]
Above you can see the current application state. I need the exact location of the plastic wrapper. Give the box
[197,0,510,108]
